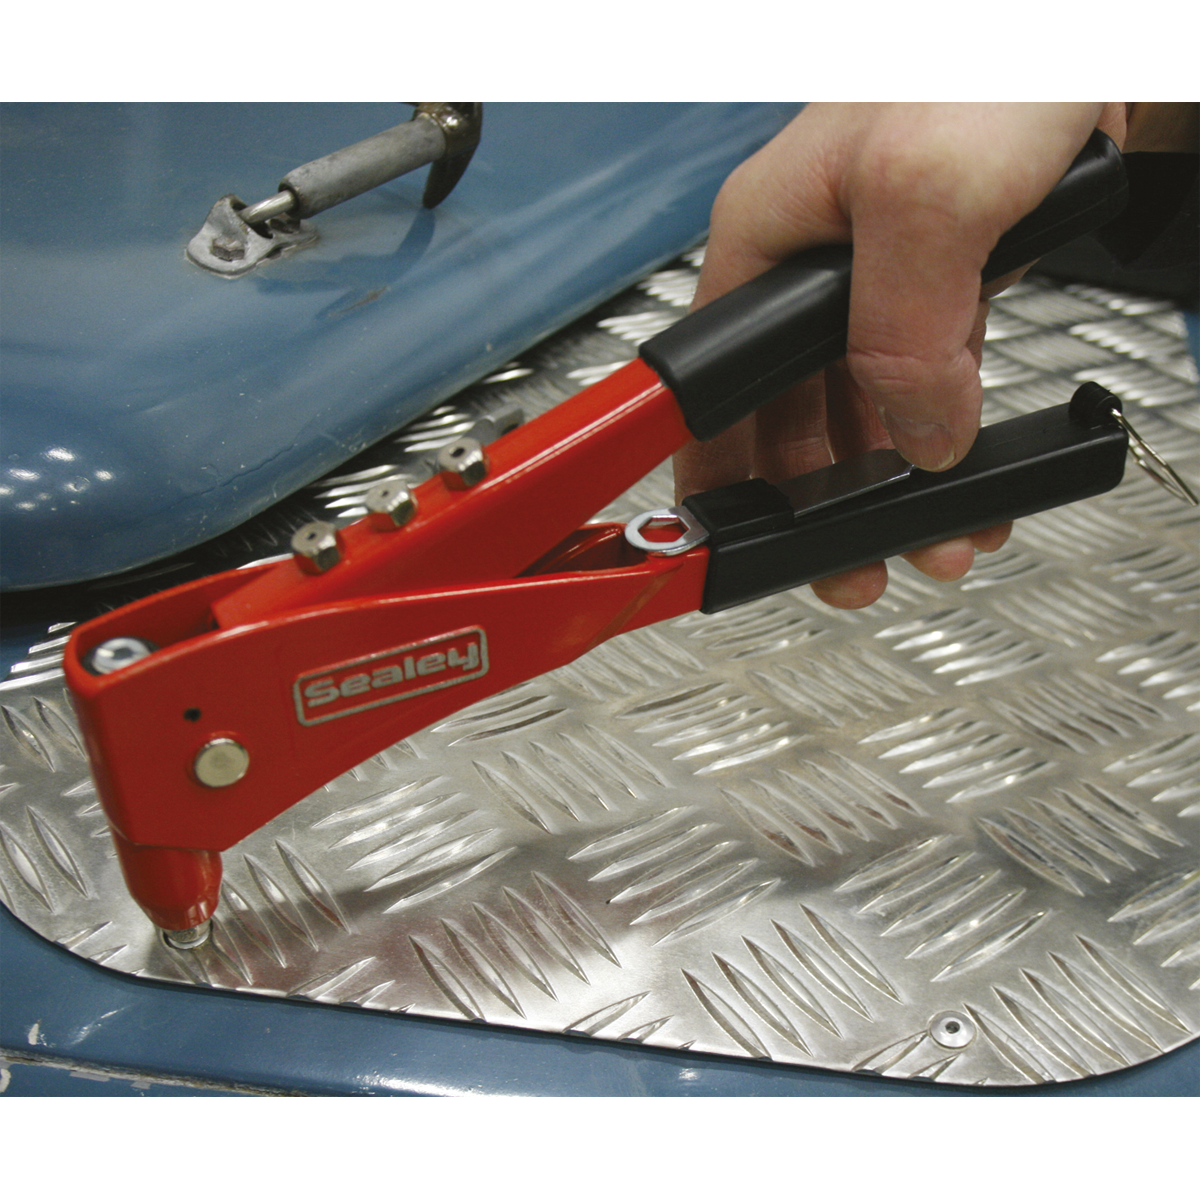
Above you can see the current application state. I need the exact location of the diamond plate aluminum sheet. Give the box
[2,252,1198,1087]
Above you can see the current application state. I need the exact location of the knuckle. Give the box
[849,134,1010,245]
[854,138,960,209]
[846,347,940,401]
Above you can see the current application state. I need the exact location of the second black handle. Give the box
[682,390,1129,613]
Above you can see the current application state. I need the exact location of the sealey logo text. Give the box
[293,627,488,726]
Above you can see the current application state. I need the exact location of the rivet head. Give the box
[291,521,343,573]
[162,920,212,951]
[437,437,488,489]
[193,738,250,788]
[365,481,418,530]
[84,637,158,675]
[929,1010,975,1049]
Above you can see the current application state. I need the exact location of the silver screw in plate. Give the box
[162,920,212,951]
[437,437,488,489]
[193,738,250,788]
[365,481,418,530]
[929,1010,976,1049]
[291,520,343,573]
[84,636,158,675]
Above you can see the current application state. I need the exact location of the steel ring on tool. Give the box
[624,506,709,556]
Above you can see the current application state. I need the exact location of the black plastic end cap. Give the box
[1070,381,1123,427]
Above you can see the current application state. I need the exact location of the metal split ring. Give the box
[624,506,709,556]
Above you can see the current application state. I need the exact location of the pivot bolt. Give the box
[193,738,250,788]
[437,437,488,489]
[84,637,158,675]
[365,481,418,530]
[291,521,343,573]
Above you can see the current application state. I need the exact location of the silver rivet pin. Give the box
[193,738,250,788]
[291,521,343,573]
[365,481,418,530]
[437,437,488,489]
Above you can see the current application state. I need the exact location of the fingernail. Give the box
[885,416,957,470]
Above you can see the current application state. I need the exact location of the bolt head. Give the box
[85,637,158,675]
[291,521,343,573]
[365,481,418,530]
[193,738,250,788]
[437,438,488,489]
[210,235,245,262]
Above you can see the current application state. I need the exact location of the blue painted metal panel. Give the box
[0,102,800,589]
[0,1058,249,1097]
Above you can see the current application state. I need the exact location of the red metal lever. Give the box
[64,361,706,937]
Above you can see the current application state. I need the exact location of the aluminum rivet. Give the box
[929,1010,975,1049]
[84,637,158,676]
[291,521,343,573]
[365,481,418,529]
[437,437,488,489]
[162,920,212,951]
[193,738,250,788]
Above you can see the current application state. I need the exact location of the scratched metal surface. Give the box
[2,252,1198,1086]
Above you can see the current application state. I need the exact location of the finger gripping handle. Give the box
[642,129,1129,441]
[683,396,1128,613]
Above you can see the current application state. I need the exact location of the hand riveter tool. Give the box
[63,130,1192,950]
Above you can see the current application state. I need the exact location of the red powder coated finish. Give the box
[64,361,707,931]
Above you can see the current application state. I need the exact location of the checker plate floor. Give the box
[2,254,1198,1086]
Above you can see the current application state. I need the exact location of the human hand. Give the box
[675,102,1128,608]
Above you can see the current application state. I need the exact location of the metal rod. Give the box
[237,190,297,227]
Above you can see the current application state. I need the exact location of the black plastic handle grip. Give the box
[682,389,1128,613]
[642,129,1129,441]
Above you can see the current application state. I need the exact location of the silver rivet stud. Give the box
[84,636,158,675]
[193,738,250,788]
[437,437,488,489]
[291,521,343,574]
[162,920,212,951]
[365,481,418,530]
[929,1010,975,1049]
